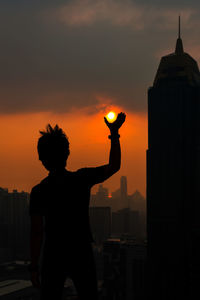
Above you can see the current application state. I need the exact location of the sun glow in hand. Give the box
[106,111,116,123]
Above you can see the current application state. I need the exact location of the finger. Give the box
[117,114,125,122]
[120,113,126,120]
[104,116,110,126]
[117,112,125,119]
[121,114,126,120]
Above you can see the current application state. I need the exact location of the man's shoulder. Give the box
[29,178,49,215]
[76,167,86,174]
[76,167,91,175]
[31,177,49,195]
[76,167,91,180]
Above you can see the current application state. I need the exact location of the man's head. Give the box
[37,124,70,171]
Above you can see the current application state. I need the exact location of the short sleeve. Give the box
[29,185,45,216]
[77,165,110,187]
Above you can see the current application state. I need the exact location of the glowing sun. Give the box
[106,111,116,122]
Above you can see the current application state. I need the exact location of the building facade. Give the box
[147,23,200,299]
[0,188,30,262]
[89,206,111,244]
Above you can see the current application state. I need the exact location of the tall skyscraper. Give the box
[120,176,128,208]
[147,18,200,299]
[120,176,127,198]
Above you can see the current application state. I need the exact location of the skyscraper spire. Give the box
[175,15,184,54]
[178,15,181,39]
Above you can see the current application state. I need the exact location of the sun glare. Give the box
[106,111,116,122]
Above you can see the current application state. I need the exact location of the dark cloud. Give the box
[0,0,200,115]
[133,0,200,8]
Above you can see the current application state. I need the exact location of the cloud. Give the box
[50,0,196,31]
[51,0,144,29]
[0,0,200,115]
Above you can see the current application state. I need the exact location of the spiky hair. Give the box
[39,124,67,138]
[37,124,70,159]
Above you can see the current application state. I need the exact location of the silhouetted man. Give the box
[28,112,126,300]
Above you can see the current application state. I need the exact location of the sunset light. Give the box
[106,111,116,122]
[2,2,198,298]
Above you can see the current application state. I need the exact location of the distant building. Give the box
[0,188,13,262]
[112,208,141,238]
[120,176,128,206]
[89,207,111,244]
[111,188,121,211]
[102,239,121,300]
[0,188,30,263]
[128,190,146,212]
[11,190,30,260]
[120,241,146,300]
[93,245,104,281]
[127,191,146,238]
[102,239,146,300]
[90,177,146,240]
[91,176,146,215]
[91,185,111,208]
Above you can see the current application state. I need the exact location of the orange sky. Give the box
[1,1,199,201]
[0,107,147,197]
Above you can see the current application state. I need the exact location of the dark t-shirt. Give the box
[29,167,107,248]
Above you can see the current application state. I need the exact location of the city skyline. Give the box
[1,2,200,298]
[0,173,146,199]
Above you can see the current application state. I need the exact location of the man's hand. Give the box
[30,270,41,289]
[104,112,126,133]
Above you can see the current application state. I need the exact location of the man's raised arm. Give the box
[78,112,126,185]
[104,112,126,173]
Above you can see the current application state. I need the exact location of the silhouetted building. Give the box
[110,187,121,211]
[128,190,146,212]
[0,188,13,262]
[128,190,146,238]
[0,188,30,263]
[12,190,30,260]
[112,208,141,238]
[91,176,146,215]
[120,176,128,205]
[91,185,110,208]
[96,185,109,201]
[111,176,129,211]
[89,207,111,244]
[102,239,121,300]
[147,19,200,299]
[102,239,146,300]
[93,245,104,281]
[120,241,146,300]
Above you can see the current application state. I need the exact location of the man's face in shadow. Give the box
[39,150,68,172]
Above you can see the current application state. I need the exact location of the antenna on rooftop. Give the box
[178,15,181,39]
